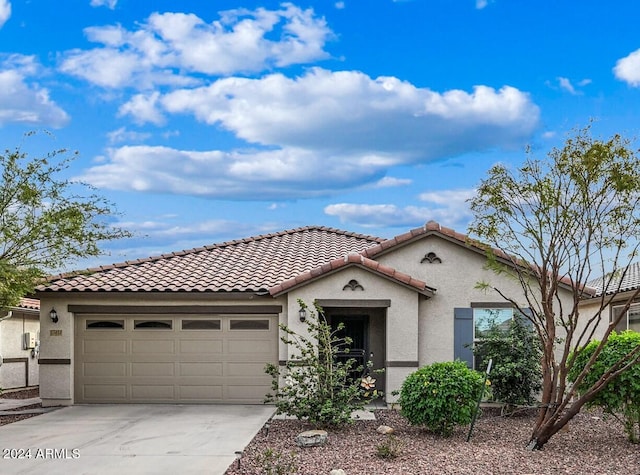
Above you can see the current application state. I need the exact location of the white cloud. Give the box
[156,68,539,157]
[59,5,333,89]
[106,127,151,144]
[476,0,493,9]
[335,2,345,9]
[614,48,640,86]
[76,145,387,200]
[0,55,69,127]
[118,92,165,125]
[557,77,576,95]
[89,69,538,200]
[324,188,476,229]
[373,176,412,188]
[90,0,117,9]
[0,0,11,28]
[556,77,591,95]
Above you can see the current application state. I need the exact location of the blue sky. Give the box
[2,0,640,271]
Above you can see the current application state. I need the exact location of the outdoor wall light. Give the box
[298,307,307,322]
[49,308,59,323]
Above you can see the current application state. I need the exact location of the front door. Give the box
[331,315,369,380]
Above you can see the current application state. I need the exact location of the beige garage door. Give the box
[74,314,278,404]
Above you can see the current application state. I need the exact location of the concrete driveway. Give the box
[0,404,275,475]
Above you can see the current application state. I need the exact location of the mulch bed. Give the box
[225,409,640,475]
[0,388,39,399]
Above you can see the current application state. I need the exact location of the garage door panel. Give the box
[83,384,128,400]
[179,385,223,400]
[132,339,175,354]
[179,362,223,376]
[75,314,277,403]
[131,385,175,400]
[227,339,273,354]
[82,362,127,377]
[227,362,270,376]
[131,362,175,377]
[179,339,223,354]
[227,384,270,401]
[83,339,128,355]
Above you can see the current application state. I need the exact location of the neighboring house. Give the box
[35,222,578,407]
[0,298,40,390]
[581,262,640,333]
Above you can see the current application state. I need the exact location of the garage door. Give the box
[74,314,278,404]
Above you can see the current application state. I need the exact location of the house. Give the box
[0,298,40,390]
[580,262,640,333]
[35,221,577,407]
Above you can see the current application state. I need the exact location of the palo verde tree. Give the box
[468,124,640,450]
[0,133,130,309]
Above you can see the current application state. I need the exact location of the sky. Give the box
[2,0,640,271]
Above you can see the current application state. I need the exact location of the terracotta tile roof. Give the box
[11,298,40,311]
[363,221,585,293]
[38,226,384,293]
[269,252,435,297]
[587,262,640,297]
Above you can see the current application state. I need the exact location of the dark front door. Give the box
[331,315,369,380]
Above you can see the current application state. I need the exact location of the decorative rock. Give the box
[295,429,328,447]
[330,470,346,475]
[376,425,395,435]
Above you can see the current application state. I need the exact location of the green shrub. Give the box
[397,361,484,436]
[568,331,640,443]
[264,300,383,428]
[473,315,541,408]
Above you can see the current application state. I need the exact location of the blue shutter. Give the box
[454,307,474,368]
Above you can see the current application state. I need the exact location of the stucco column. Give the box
[385,295,419,403]
[39,302,74,406]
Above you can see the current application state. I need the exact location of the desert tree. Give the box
[468,124,640,449]
[0,133,130,310]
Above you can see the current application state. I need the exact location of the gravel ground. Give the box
[0,387,42,426]
[225,409,640,475]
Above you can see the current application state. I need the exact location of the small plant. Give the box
[256,448,297,475]
[569,331,640,443]
[376,434,403,459]
[397,361,483,436]
[264,300,383,427]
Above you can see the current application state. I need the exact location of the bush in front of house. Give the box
[264,300,383,428]
[472,315,542,409]
[397,361,484,436]
[568,330,640,443]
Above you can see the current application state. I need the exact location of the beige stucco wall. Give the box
[0,310,40,390]
[36,292,286,406]
[375,235,585,366]
[578,290,638,344]
[285,265,421,402]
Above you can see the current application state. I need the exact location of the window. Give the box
[474,308,514,339]
[134,320,172,329]
[86,320,125,329]
[229,319,270,330]
[612,303,640,332]
[181,319,221,330]
[473,307,514,370]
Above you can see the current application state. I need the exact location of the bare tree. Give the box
[468,125,640,449]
